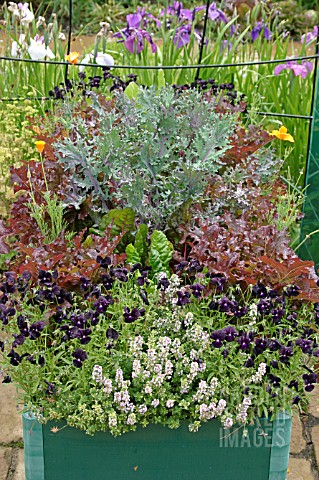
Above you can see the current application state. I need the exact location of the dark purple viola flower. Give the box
[94,295,114,314]
[292,395,301,405]
[29,321,46,340]
[0,281,16,294]
[80,277,91,291]
[79,328,92,345]
[17,315,29,336]
[254,337,269,355]
[96,255,112,268]
[72,348,88,368]
[268,374,281,388]
[112,267,129,283]
[187,260,202,273]
[237,334,251,351]
[101,274,114,290]
[175,261,189,272]
[7,349,21,366]
[285,285,300,297]
[257,299,271,315]
[106,327,119,340]
[136,270,150,287]
[27,355,36,364]
[279,346,293,364]
[158,277,170,290]
[131,263,143,273]
[302,373,317,392]
[176,290,191,306]
[45,381,56,395]
[139,289,149,306]
[268,339,282,352]
[124,307,143,323]
[288,380,298,390]
[244,357,255,368]
[0,294,8,304]
[271,308,285,324]
[21,270,31,281]
[296,338,313,354]
[71,313,86,329]
[0,340,4,352]
[313,349,319,357]
[223,326,238,342]
[206,273,227,292]
[270,360,279,369]
[219,296,234,313]
[252,283,268,299]
[38,355,45,367]
[233,305,248,318]
[2,375,11,383]
[0,305,16,325]
[208,300,219,311]
[222,348,229,358]
[211,329,226,348]
[38,270,52,286]
[190,284,205,298]
[12,334,26,348]
[89,76,102,88]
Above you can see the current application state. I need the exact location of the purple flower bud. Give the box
[106,327,119,340]
[38,355,45,367]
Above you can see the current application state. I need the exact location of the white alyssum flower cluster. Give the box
[251,362,267,384]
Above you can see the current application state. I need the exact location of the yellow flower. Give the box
[65,51,80,64]
[270,126,294,143]
[35,140,45,153]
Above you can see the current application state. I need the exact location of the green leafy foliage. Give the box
[149,230,173,275]
[54,86,237,230]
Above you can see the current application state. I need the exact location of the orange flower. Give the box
[35,140,46,153]
[270,126,294,143]
[65,51,80,64]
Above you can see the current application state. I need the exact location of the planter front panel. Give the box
[23,413,292,480]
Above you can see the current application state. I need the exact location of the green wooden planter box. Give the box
[23,412,292,480]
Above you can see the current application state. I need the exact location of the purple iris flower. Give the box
[208,2,228,23]
[113,12,158,54]
[301,26,318,44]
[161,2,206,26]
[251,22,271,42]
[127,13,142,29]
[173,23,203,48]
[274,60,313,79]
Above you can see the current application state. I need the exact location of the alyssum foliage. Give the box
[55,86,236,230]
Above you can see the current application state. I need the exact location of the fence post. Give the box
[299,42,319,272]
[64,0,73,83]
